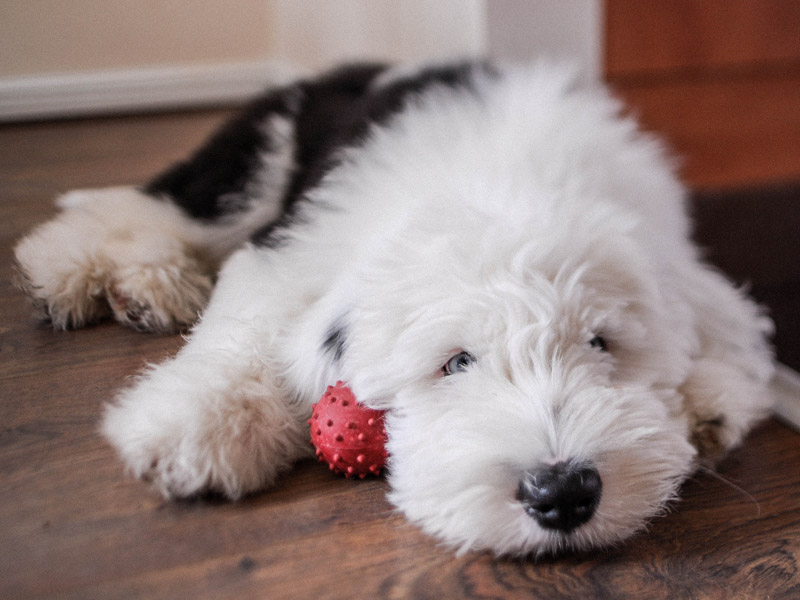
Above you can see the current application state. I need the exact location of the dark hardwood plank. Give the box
[692,183,800,371]
[1,111,799,600]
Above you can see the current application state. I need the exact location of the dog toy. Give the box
[309,382,388,478]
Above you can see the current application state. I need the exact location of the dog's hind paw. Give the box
[13,187,215,333]
[14,231,111,330]
[105,257,212,334]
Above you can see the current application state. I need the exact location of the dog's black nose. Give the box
[518,462,602,532]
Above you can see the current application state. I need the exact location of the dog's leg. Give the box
[14,87,301,333]
[101,247,315,498]
[678,264,775,465]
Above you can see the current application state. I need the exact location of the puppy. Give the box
[14,62,774,556]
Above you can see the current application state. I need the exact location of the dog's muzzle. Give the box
[517,461,602,533]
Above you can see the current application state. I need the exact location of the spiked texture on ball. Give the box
[309,382,388,478]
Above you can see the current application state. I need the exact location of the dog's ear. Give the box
[342,308,446,410]
[579,235,660,303]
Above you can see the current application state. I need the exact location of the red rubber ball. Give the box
[309,381,388,478]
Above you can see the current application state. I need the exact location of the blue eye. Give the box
[443,351,476,376]
[589,335,608,352]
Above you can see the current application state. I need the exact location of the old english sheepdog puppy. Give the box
[14,62,774,556]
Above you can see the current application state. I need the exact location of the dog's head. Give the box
[338,200,699,556]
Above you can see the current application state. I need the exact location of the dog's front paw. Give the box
[689,415,728,467]
[101,362,312,499]
[131,439,210,499]
[101,386,213,497]
[125,431,231,500]
[103,400,263,499]
[682,358,772,467]
[103,402,258,499]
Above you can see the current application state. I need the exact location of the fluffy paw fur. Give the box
[104,252,212,333]
[682,358,773,467]
[13,187,213,332]
[102,356,312,499]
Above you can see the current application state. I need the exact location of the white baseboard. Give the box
[0,61,303,122]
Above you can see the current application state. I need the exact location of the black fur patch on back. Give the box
[250,64,388,246]
[251,61,493,247]
[144,86,303,221]
[144,61,492,238]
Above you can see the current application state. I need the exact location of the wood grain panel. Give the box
[610,70,800,189]
[606,0,800,78]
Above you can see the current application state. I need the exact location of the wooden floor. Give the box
[2,111,800,600]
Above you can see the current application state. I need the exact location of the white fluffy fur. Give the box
[16,64,774,556]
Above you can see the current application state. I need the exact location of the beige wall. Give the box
[1,0,600,78]
[0,1,601,120]
[268,0,485,70]
[0,0,486,78]
[0,0,275,77]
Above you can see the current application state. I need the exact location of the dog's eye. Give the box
[442,351,475,376]
[589,335,608,352]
